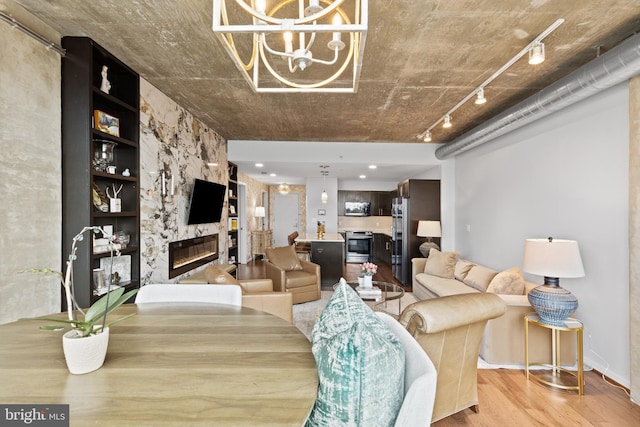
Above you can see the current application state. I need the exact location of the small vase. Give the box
[357,276,364,286]
[363,275,373,288]
[62,327,110,375]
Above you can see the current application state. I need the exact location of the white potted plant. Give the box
[25,226,138,374]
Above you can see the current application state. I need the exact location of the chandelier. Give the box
[212,0,368,93]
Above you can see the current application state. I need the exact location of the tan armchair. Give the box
[399,293,507,423]
[179,266,293,323]
[264,245,321,304]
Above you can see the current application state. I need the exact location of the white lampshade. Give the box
[523,238,584,278]
[417,220,441,238]
[255,206,265,218]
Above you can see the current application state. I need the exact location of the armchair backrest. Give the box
[376,312,437,427]
[399,293,506,422]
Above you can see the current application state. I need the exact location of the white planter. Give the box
[363,275,373,288]
[62,327,110,375]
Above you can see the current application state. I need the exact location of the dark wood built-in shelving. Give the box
[61,37,140,308]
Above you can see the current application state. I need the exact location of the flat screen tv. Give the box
[187,178,227,225]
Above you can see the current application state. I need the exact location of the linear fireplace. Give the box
[168,234,218,279]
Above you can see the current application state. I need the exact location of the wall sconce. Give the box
[161,169,175,199]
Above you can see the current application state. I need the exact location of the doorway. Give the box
[273,193,299,246]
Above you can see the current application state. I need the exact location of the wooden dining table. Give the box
[0,303,319,426]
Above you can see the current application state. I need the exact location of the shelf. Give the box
[92,211,137,218]
[92,246,138,259]
[92,129,138,148]
[92,87,138,112]
[93,171,137,182]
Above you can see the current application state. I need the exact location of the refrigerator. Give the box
[391,197,408,284]
[391,180,441,285]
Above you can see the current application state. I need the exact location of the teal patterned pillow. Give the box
[306,281,405,427]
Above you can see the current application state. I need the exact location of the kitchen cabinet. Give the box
[373,233,392,266]
[338,190,395,216]
[310,241,344,287]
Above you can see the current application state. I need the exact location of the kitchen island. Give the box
[296,233,345,288]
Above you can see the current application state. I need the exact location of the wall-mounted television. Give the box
[187,178,227,225]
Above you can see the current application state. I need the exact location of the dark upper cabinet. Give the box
[338,190,396,216]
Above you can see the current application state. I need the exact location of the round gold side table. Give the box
[524,312,584,395]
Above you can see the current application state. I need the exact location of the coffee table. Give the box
[344,281,406,316]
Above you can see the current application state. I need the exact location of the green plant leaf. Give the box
[85,287,125,322]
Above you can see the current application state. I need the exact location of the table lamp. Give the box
[255,206,265,230]
[417,220,441,257]
[523,237,585,326]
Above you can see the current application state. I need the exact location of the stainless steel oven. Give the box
[345,231,373,263]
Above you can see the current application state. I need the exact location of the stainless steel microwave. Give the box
[345,201,371,216]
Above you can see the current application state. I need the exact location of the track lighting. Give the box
[528,42,545,65]
[417,18,563,143]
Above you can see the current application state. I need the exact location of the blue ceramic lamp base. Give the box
[527,277,578,326]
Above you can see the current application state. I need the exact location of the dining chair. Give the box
[135,284,242,306]
[376,312,437,427]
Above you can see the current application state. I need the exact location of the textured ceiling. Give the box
[12,0,640,148]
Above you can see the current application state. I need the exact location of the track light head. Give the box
[443,115,452,128]
[423,131,432,142]
[475,88,487,105]
[529,42,545,65]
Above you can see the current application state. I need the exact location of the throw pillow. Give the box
[487,267,525,295]
[204,266,240,285]
[306,281,405,427]
[463,265,498,292]
[424,248,459,279]
[454,259,475,281]
[265,245,303,271]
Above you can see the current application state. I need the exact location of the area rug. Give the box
[293,291,519,370]
[292,291,419,340]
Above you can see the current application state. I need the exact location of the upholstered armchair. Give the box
[264,245,321,304]
[398,293,507,423]
[179,266,293,323]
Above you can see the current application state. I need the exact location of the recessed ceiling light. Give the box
[368,165,377,169]
[270,173,277,177]
[359,175,366,179]
[207,162,218,167]
[255,163,263,167]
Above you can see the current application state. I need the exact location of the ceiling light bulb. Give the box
[443,115,452,128]
[283,31,293,53]
[423,131,432,142]
[278,183,290,194]
[255,163,263,167]
[529,42,545,65]
[359,175,366,179]
[321,190,328,203]
[368,165,377,169]
[475,88,486,105]
[270,173,276,177]
[256,0,266,14]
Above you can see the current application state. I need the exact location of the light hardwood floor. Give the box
[239,260,640,425]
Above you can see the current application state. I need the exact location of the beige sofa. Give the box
[411,256,576,365]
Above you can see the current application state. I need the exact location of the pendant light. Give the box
[320,165,329,204]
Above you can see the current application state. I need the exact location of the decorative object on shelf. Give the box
[255,206,265,230]
[122,168,131,177]
[106,183,123,213]
[93,110,120,137]
[230,217,238,231]
[92,140,117,172]
[229,205,236,215]
[100,65,111,94]
[24,226,138,374]
[417,220,442,257]
[523,237,585,326]
[106,165,117,174]
[92,184,109,212]
[92,268,107,294]
[212,0,368,93]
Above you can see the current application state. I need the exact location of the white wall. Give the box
[306,176,338,233]
[455,82,630,385]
